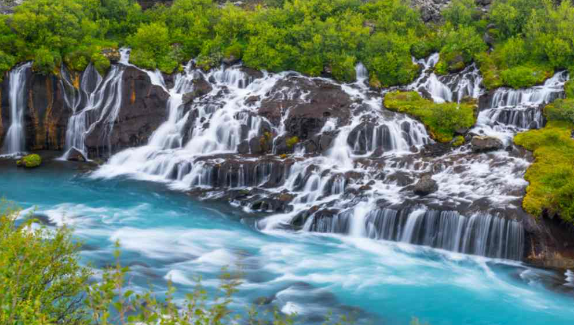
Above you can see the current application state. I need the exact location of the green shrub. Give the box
[500,65,551,89]
[565,80,574,99]
[514,121,574,223]
[384,91,476,142]
[545,99,574,124]
[0,206,90,324]
[17,154,42,168]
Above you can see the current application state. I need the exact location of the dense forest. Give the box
[1,0,574,89]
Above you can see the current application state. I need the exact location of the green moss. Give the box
[452,135,465,147]
[286,136,299,149]
[384,91,476,142]
[514,121,574,224]
[16,154,42,168]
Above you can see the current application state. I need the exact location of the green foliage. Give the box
[17,154,42,168]
[514,121,574,223]
[545,99,574,124]
[443,0,480,27]
[565,80,574,99]
[452,135,465,147]
[384,91,476,142]
[437,24,486,74]
[490,0,545,40]
[0,205,90,324]
[500,65,551,89]
[127,22,179,73]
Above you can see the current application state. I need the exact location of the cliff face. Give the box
[0,65,169,158]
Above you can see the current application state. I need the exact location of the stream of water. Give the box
[1,163,574,325]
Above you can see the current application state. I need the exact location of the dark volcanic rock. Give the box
[85,66,170,158]
[471,136,504,152]
[182,77,213,105]
[0,67,69,151]
[259,76,352,141]
[66,147,87,162]
[413,175,438,196]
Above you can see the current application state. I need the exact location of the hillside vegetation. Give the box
[1,0,574,89]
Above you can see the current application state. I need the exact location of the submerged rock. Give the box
[471,136,504,152]
[413,174,438,196]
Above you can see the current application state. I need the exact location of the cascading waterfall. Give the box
[305,206,524,260]
[477,71,569,133]
[93,54,535,262]
[61,50,129,159]
[1,62,32,155]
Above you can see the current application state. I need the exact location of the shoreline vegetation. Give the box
[0,0,573,90]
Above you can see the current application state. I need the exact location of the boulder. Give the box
[413,175,438,196]
[471,136,504,152]
[66,148,88,162]
[182,78,213,105]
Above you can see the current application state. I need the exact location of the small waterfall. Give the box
[305,207,524,260]
[1,63,31,155]
[61,51,129,159]
[473,70,569,143]
[408,54,483,103]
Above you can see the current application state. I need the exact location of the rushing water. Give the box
[1,163,574,325]
[1,62,31,155]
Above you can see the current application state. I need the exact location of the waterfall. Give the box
[61,51,129,159]
[305,206,524,260]
[408,53,483,103]
[474,70,569,143]
[1,63,31,155]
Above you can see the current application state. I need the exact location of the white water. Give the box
[61,50,129,159]
[89,54,570,262]
[1,62,31,155]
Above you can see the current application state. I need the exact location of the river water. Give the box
[1,161,573,325]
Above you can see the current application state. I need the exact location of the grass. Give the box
[16,154,42,168]
[384,91,476,142]
[514,120,574,224]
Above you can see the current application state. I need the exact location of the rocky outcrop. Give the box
[0,0,22,14]
[137,0,172,10]
[259,76,353,144]
[471,136,503,152]
[411,0,492,23]
[85,66,170,158]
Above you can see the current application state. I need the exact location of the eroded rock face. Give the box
[85,66,170,158]
[0,69,69,151]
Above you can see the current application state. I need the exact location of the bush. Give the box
[500,65,551,89]
[16,154,42,168]
[0,206,90,324]
[545,99,574,124]
[384,91,476,142]
[514,121,574,223]
[452,135,465,147]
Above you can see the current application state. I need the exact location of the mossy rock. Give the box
[16,154,42,168]
[384,91,476,143]
[514,121,574,224]
[452,136,465,147]
[286,136,299,149]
